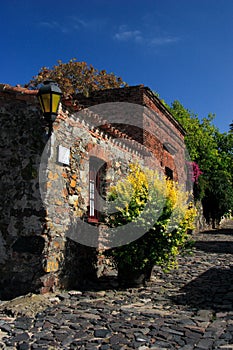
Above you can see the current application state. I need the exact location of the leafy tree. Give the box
[167,100,233,226]
[230,121,233,132]
[26,58,127,98]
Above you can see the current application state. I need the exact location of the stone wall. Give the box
[0,85,46,298]
[0,84,187,298]
[42,106,148,291]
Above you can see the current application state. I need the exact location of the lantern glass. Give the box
[37,80,62,119]
[52,94,61,114]
[39,93,50,114]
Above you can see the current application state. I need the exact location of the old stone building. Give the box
[0,84,186,299]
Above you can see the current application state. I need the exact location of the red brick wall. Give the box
[73,85,186,184]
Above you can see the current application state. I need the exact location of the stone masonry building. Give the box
[0,84,186,299]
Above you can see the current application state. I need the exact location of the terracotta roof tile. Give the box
[0,84,38,95]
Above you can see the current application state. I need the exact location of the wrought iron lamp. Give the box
[37,80,62,122]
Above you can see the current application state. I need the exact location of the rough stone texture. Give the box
[0,84,187,298]
[0,86,46,299]
[0,293,55,317]
[0,226,233,349]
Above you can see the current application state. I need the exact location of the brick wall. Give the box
[74,85,186,184]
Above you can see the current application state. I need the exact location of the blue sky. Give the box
[1,0,233,132]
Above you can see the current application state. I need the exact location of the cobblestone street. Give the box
[1,222,233,349]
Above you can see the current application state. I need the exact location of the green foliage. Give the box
[26,58,127,98]
[105,163,196,273]
[230,121,233,132]
[167,100,233,226]
[202,169,233,226]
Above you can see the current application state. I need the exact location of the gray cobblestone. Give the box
[1,224,233,349]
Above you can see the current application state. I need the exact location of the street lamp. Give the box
[37,80,62,123]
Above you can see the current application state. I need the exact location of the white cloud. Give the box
[149,36,180,46]
[68,16,91,29]
[114,24,180,47]
[114,25,143,43]
[38,20,69,33]
[38,17,96,34]
[39,21,59,29]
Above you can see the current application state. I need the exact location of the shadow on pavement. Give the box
[173,266,233,312]
[195,241,233,254]
[198,228,233,236]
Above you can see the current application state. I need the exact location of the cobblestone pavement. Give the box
[1,223,233,350]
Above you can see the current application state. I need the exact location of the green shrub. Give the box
[105,163,196,274]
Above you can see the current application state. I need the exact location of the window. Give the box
[88,156,106,223]
[165,166,173,180]
[163,142,177,155]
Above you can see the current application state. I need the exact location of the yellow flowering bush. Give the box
[105,163,197,283]
[108,163,167,227]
